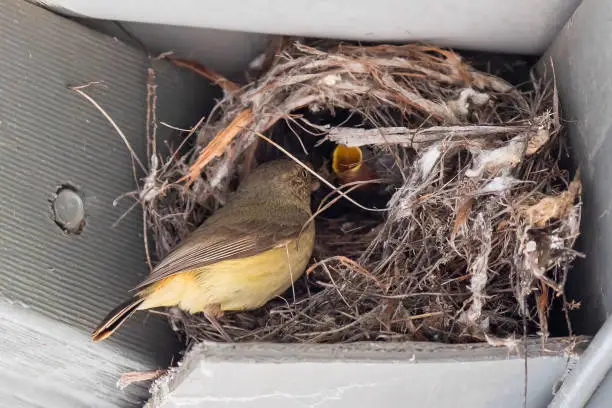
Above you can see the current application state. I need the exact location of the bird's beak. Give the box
[331,144,378,186]
[332,144,363,175]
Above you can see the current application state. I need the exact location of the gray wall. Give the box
[542,0,612,336]
[38,0,581,55]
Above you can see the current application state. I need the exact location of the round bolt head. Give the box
[52,187,85,234]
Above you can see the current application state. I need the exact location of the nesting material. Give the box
[142,41,581,344]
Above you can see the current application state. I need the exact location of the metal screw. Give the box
[52,186,85,234]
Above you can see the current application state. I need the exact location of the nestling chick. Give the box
[332,144,375,185]
[92,159,315,341]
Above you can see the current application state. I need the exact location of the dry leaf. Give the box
[452,198,473,236]
[526,127,550,155]
[523,174,582,227]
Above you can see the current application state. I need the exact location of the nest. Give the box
[139,41,582,345]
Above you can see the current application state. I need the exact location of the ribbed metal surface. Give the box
[0,301,152,407]
[0,1,215,406]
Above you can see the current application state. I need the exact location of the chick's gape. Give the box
[92,160,315,341]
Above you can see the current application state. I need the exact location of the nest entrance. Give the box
[142,42,581,345]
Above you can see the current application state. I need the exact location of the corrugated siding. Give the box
[0,1,215,406]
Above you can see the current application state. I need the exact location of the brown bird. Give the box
[92,159,315,341]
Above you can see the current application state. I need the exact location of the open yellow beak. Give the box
[332,144,363,175]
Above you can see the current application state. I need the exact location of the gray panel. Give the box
[539,1,612,404]
[0,301,151,407]
[67,19,272,83]
[110,22,271,83]
[540,0,612,336]
[0,1,216,406]
[38,0,580,54]
[587,369,612,407]
[149,341,577,408]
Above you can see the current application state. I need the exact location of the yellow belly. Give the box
[139,226,315,314]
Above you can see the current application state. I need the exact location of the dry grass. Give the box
[132,41,581,345]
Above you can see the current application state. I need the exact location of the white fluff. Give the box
[466,135,526,178]
[419,144,441,179]
[139,155,161,203]
[320,74,342,86]
[479,176,519,194]
[248,53,266,70]
[448,88,490,117]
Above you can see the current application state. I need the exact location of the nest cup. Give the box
[143,41,582,345]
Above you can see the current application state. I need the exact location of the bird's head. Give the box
[242,159,313,204]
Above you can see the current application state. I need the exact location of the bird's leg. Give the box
[204,304,232,342]
[168,307,184,332]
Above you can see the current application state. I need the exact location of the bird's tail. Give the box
[91,296,144,342]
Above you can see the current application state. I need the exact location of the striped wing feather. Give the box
[134,219,302,289]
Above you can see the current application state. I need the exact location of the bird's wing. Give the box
[134,217,305,289]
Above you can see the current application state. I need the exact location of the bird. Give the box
[332,144,377,186]
[92,159,315,341]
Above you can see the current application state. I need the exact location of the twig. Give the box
[404,311,444,321]
[162,115,206,172]
[160,122,194,132]
[142,206,153,271]
[70,83,146,172]
[328,125,531,147]
[523,315,529,408]
[181,109,254,185]
[111,200,140,228]
[307,256,385,289]
[301,179,386,236]
[171,58,240,92]
[146,68,159,160]
[549,57,561,130]
[154,51,175,60]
